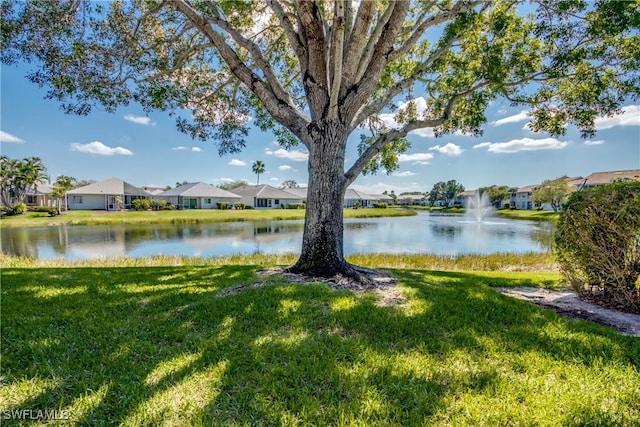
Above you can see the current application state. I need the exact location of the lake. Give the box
[0,211,555,260]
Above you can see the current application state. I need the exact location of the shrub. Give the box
[11,202,28,215]
[373,202,388,208]
[234,203,245,210]
[132,198,153,211]
[152,200,173,210]
[555,181,640,312]
[287,203,304,209]
[27,206,59,216]
[216,202,230,210]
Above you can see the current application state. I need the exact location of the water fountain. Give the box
[465,190,494,222]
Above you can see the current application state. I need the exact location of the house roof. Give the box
[159,182,241,198]
[583,169,640,186]
[457,190,478,197]
[344,188,378,200]
[26,183,53,195]
[68,177,151,196]
[372,194,394,201]
[232,184,302,200]
[516,185,537,193]
[282,187,308,198]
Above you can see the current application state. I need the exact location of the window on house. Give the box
[72,196,82,204]
[205,198,212,204]
[274,199,279,205]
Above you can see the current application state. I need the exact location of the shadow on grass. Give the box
[2,265,639,425]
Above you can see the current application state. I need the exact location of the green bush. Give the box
[152,200,174,210]
[234,202,245,210]
[216,202,230,210]
[287,203,304,209]
[11,202,28,215]
[373,202,388,208]
[27,206,59,216]
[132,199,153,211]
[555,181,640,313]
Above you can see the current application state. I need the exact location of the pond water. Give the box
[1,211,555,260]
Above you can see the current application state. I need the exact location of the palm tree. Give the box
[51,175,75,212]
[252,160,265,185]
[20,157,48,202]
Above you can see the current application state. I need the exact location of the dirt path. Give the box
[496,287,640,336]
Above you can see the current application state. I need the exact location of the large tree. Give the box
[2,0,638,280]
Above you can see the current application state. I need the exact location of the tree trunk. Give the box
[288,124,351,277]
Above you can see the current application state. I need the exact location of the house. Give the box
[371,194,394,205]
[282,187,308,201]
[455,190,478,208]
[157,182,241,209]
[67,177,151,210]
[24,183,54,207]
[580,169,640,189]
[396,194,428,206]
[343,189,379,208]
[514,185,539,210]
[231,185,302,208]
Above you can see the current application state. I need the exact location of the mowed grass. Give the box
[2,256,639,426]
[495,209,560,222]
[0,207,415,228]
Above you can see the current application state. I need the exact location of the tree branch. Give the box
[296,0,329,118]
[205,3,294,109]
[344,83,488,184]
[342,0,376,89]
[350,35,459,130]
[172,0,310,139]
[328,0,345,120]
[389,1,486,62]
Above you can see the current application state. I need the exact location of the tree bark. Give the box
[288,122,351,277]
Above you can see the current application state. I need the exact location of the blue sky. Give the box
[1,62,639,194]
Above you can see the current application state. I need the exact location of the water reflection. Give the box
[1,212,555,260]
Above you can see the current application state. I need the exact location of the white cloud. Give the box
[279,165,293,171]
[584,140,605,146]
[218,177,234,183]
[397,152,435,163]
[172,146,201,152]
[0,131,25,143]
[473,137,568,153]
[229,159,247,166]
[409,128,435,138]
[595,105,640,130]
[124,114,156,126]
[265,148,309,162]
[429,143,464,156]
[393,171,416,177]
[70,141,133,156]
[492,111,530,126]
[270,177,279,181]
[377,97,437,138]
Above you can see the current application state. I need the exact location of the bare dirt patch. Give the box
[218,267,405,306]
[496,287,640,336]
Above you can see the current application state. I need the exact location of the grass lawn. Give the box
[495,209,560,222]
[0,207,415,229]
[2,255,638,425]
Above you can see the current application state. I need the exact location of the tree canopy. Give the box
[3,0,638,280]
[531,176,575,212]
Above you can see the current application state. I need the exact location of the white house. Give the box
[343,188,379,208]
[580,169,640,189]
[231,185,302,208]
[157,182,242,209]
[67,177,151,210]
